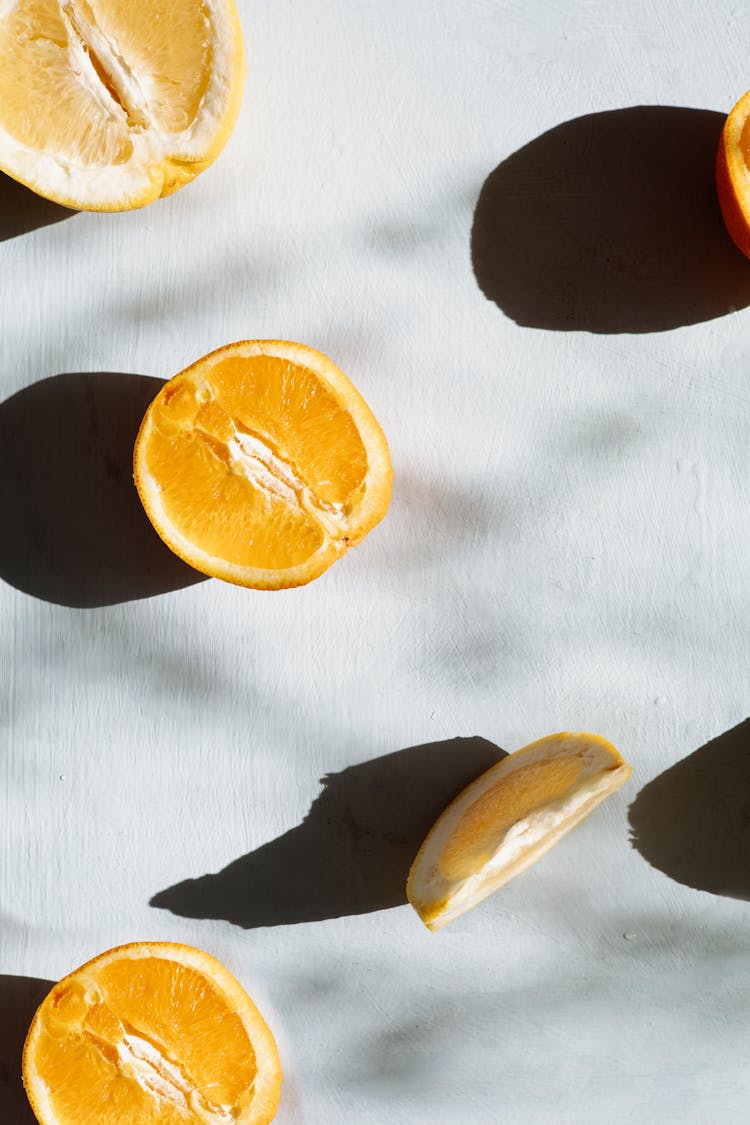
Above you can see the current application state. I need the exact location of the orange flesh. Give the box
[741,115,750,172]
[142,354,370,570]
[439,755,584,880]
[0,0,212,165]
[29,957,257,1123]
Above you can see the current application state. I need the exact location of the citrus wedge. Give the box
[407,732,632,931]
[133,340,393,590]
[22,941,282,1125]
[0,0,245,211]
[717,89,750,258]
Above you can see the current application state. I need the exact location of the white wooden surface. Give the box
[3,1,750,1121]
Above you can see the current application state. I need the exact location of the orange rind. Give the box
[717,89,750,258]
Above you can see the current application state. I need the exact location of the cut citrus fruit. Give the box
[0,0,245,211]
[717,89,750,258]
[133,340,393,590]
[22,941,282,1125]
[407,732,632,931]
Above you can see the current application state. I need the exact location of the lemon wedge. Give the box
[407,732,631,931]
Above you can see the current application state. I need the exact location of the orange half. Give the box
[407,732,632,931]
[22,942,282,1125]
[717,89,750,258]
[133,340,393,589]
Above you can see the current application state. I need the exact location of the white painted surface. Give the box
[2,1,750,1122]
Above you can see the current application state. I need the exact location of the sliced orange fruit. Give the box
[22,941,282,1125]
[407,732,632,931]
[133,340,393,590]
[717,89,750,258]
[0,0,245,211]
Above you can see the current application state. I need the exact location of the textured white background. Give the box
[2,1,750,1122]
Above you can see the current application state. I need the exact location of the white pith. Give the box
[61,2,151,129]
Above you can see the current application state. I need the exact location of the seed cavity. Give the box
[191,387,350,539]
[83,1015,240,1123]
[60,0,150,129]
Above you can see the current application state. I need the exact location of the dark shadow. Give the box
[629,719,750,897]
[0,372,206,607]
[0,974,53,1125]
[0,172,74,241]
[472,105,750,333]
[151,736,506,928]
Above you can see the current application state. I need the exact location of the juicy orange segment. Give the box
[22,942,282,1125]
[717,89,750,258]
[133,340,393,589]
[407,732,632,931]
[0,0,245,211]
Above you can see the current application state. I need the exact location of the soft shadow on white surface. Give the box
[629,718,750,897]
[0,173,74,242]
[0,372,205,607]
[472,106,750,333]
[0,975,52,1125]
[151,736,506,928]
[326,936,750,1123]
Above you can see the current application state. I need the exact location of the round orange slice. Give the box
[717,89,750,258]
[0,0,245,211]
[22,941,282,1125]
[133,340,393,590]
[407,732,632,931]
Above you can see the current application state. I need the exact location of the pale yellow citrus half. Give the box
[22,941,282,1125]
[407,732,632,931]
[133,340,393,590]
[0,0,245,211]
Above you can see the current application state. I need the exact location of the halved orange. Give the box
[0,0,245,211]
[22,941,282,1125]
[407,732,632,931]
[133,340,393,590]
[717,89,750,258]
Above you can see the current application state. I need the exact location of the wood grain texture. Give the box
[3,1,750,1122]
